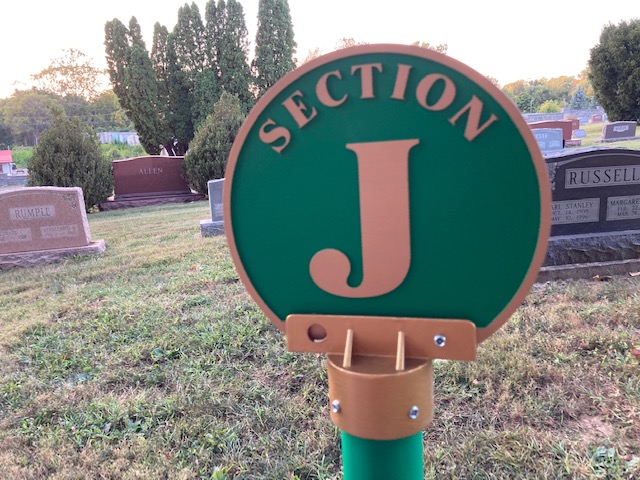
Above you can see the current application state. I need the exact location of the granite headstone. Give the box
[532,128,564,153]
[539,147,640,281]
[0,187,105,269]
[101,155,204,210]
[200,178,225,237]
[599,121,639,143]
[529,120,573,145]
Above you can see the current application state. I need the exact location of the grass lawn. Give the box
[570,123,640,150]
[0,202,639,479]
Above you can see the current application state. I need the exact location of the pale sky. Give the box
[1,0,636,99]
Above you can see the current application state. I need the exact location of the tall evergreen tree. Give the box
[252,0,296,96]
[125,45,168,154]
[151,23,170,107]
[218,0,254,112]
[192,69,220,130]
[569,85,589,110]
[204,0,222,71]
[167,34,194,154]
[105,18,168,154]
[172,3,206,82]
[128,17,145,49]
[104,19,132,112]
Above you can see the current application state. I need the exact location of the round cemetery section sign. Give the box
[224,44,551,343]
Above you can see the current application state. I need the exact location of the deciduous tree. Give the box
[0,90,61,146]
[32,49,107,100]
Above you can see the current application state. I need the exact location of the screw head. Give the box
[434,334,446,347]
[331,399,341,413]
[409,406,420,419]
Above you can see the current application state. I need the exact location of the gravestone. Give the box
[589,114,603,123]
[0,187,105,269]
[200,178,224,237]
[568,118,580,131]
[100,156,204,210]
[539,147,640,280]
[598,121,639,143]
[573,129,587,138]
[532,128,563,153]
[529,120,573,144]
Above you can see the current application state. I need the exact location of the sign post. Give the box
[224,44,550,478]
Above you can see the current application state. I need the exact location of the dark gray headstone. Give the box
[200,178,224,237]
[600,121,639,143]
[545,147,640,236]
[533,128,563,153]
[540,147,640,279]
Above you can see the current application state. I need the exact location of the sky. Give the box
[1,0,637,99]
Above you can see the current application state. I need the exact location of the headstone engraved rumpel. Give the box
[598,121,639,143]
[0,187,105,269]
[200,178,225,237]
[100,155,204,210]
[532,128,564,153]
[540,147,640,280]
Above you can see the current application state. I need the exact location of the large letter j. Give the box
[309,139,419,298]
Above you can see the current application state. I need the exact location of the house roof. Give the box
[0,150,12,164]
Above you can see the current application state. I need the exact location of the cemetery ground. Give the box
[0,202,638,479]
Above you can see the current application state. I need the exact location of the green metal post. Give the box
[341,431,423,480]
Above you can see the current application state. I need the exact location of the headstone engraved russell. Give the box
[540,147,640,280]
[0,187,105,269]
[100,155,204,210]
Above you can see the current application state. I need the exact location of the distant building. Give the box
[0,150,14,175]
[97,132,140,146]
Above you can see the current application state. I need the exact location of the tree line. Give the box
[104,0,295,156]
[1,14,638,154]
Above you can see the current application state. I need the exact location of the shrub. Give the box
[182,92,245,194]
[28,112,114,211]
[538,100,563,113]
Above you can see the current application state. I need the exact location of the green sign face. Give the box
[224,45,550,342]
